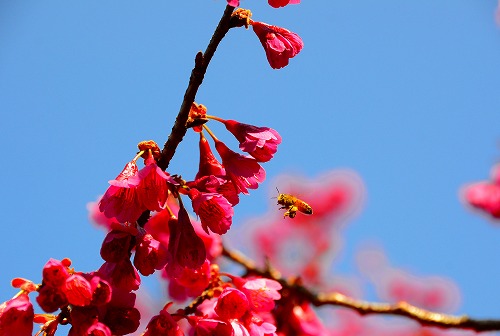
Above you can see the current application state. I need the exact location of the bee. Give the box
[275,188,313,219]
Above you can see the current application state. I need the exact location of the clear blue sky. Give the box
[1,0,500,327]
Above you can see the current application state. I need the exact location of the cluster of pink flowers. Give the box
[462,163,500,220]
[190,276,282,335]
[0,258,141,335]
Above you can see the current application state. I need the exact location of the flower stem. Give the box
[206,115,226,123]
[132,150,145,162]
[202,125,219,142]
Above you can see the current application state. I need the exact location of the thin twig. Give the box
[158,5,235,171]
[222,245,500,332]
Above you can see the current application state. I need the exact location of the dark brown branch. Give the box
[158,5,235,171]
[221,246,500,332]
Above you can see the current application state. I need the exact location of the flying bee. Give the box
[275,188,313,219]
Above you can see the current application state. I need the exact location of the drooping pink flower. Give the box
[99,288,141,335]
[189,175,240,207]
[133,233,168,276]
[223,120,281,162]
[196,133,226,179]
[189,189,234,235]
[167,206,207,271]
[251,21,303,69]
[136,155,175,212]
[214,140,265,194]
[100,230,134,263]
[98,259,141,292]
[0,293,34,336]
[268,0,300,8]
[99,161,143,223]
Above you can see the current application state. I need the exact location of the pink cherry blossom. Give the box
[214,140,265,194]
[136,155,174,212]
[223,119,281,162]
[99,161,143,223]
[188,175,240,206]
[251,21,303,69]
[196,133,226,179]
[189,189,234,235]
[167,206,207,271]
[236,277,282,313]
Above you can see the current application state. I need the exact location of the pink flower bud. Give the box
[0,293,34,336]
[42,258,70,287]
[134,233,168,276]
[223,119,281,162]
[143,305,184,336]
[98,259,140,292]
[214,288,249,320]
[196,133,225,180]
[63,274,93,307]
[100,230,133,262]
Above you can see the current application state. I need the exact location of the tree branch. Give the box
[221,245,500,332]
[158,5,235,171]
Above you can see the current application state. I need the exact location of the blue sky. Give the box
[1,0,500,327]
